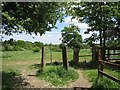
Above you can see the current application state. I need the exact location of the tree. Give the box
[67,2,120,47]
[61,25,83,64]
[16,40,26,48]
[2,2,65,35]
[33,41,43,48]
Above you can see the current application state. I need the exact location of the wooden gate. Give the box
[98,47,120,84]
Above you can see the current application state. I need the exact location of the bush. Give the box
[37,66,79,87]
[4,44,13,51]
[13,46,25,51]
[33,47,40,52]
[52,48,62,52]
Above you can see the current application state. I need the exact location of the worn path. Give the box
[16,61,92,88]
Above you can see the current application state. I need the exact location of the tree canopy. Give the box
[2,2,65,35]
[2,2,120,47]
[61,25,83,49]
[68,2,120,47]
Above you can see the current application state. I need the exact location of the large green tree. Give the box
[61,25,83,64]
[67,2,120,47]
[2,2,65,35]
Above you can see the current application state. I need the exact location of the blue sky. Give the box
[2,16,91,44]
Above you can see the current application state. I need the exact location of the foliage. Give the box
[61,25,83,49]
[92,77,120,89]
[61,25,83,63]
[2,38,44,51]
[4,44,13,51]
[83,69,120,89]
[33,47,40,52]
[37,66,79,87]
[2,2,65,35]
[33,41,43,48]
[82,44,90,49]
[68,2,120,46]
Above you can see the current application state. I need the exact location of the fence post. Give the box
[41,46,45,70]
[92,45,97,61]
[98,47,103,77]
[50,43,52,64]
[107,50,110,60]
[62,46,68,70]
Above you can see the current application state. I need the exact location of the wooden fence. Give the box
[98,47,120,84]
[41,46,68,70]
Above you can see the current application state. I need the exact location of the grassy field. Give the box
[2,48,120,89]
[2,49,92,71]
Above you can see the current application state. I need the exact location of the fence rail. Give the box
[98,47,120,84]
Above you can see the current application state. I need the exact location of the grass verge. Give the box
[37,66,79,87]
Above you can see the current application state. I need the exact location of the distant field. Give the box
[2,49,92,61]
[2,49,92,72]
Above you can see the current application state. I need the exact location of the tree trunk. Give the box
[62,46,68,70]
[41,47,45,70]
[73,48,80,64]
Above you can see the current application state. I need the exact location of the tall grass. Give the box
[37,66,79,87]
[83,69,120,89]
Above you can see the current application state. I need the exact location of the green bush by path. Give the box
[37,66,79,87]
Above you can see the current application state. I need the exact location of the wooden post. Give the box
[92,45,97,61]
[62,46,68,70]
[101,48,104,75]
[98,47,103,77]
[107,50,110,60]
[41,46,45,70]
[50,43,52,64]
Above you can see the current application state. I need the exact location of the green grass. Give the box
[37,65,79,87]
[2,49,91,61]
[83,69,120,89]
[2,50,41,61]
[2,49,87,88]
[104,68,120,79]
[79,49,92,61]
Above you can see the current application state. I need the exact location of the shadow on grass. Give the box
[2,71,31,90]
[30,62,63,70]
[30,60,98,70]
[29,64,41,69]
[69,60,98,70]
[46,61,63,66]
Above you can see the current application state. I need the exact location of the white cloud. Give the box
[64,16,89,30]
[74,23,89,29]
[64,16,78,24]
[82,34,91,40]
[33,32,62,44]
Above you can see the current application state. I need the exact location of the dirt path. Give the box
[68,69,92,88]
[16,62,92,88]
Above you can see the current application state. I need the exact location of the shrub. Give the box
[33,47,40,52]
[37,66,79,87]
[4,44,13,51]
[52,48,62,52]
[13,46,25,51]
